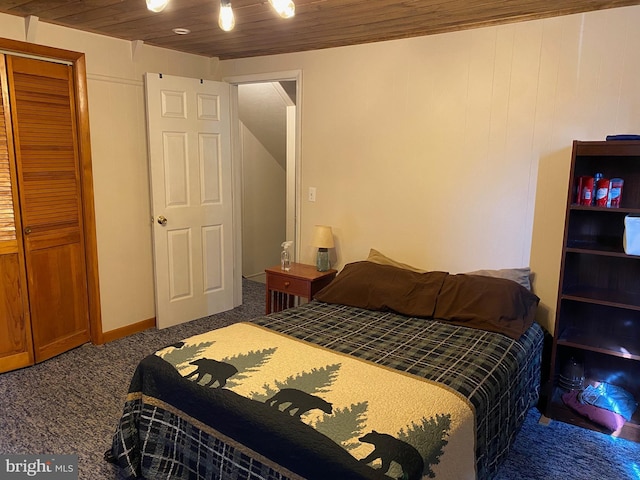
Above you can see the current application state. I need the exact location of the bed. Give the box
[107,259,544,480]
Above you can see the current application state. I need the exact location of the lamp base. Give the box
[316,248,330,272]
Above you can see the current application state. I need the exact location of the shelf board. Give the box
[565,246,633,257]
[569,204,640,214]
[565,235,640,257]
[574,140,640,157]
[557,327,640,361]
[562,288,640,311]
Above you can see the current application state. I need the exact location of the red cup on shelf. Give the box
[595,178,610,207]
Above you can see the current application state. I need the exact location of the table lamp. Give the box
[311,225,334,271]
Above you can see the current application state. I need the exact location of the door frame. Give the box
[0,38,102,344]
[224,70,302,305]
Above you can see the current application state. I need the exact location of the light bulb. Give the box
[218,0,235,31]
[269,0,295,19]
[146,0,169,13]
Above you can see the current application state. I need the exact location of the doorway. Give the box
[226,71,301,288]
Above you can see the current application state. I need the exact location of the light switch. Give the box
[308,187,317,202]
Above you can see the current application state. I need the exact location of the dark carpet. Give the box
[0,279,638,479]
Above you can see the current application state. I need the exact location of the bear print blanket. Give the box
[143,322,476,480]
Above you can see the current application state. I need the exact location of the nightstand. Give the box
[265,263,337,314]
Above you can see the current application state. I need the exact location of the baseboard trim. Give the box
[245,272,266,283]
[102,317,156,343]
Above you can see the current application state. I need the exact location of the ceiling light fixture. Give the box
[146,0,170,13]
[269,0,295,18]
[146,0,295,32]
[218,0,236,32]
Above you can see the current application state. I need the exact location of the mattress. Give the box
[108,300,544,480]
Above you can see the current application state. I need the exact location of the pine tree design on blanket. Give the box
[156,322,476,480]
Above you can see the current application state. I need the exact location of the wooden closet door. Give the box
[0,55,33,373]
[7,55,90,363]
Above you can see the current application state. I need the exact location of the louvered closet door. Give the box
[7,56,90,363]
[0,55,33,373]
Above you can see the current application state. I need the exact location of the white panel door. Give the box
[145,73,234,328]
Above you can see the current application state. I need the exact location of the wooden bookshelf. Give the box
[546,141,640,442]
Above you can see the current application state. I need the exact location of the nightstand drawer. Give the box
[267,274,308,296]
[265,263,337,314]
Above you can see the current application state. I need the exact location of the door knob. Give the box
[157,216,168,226]
[24,226,32,235]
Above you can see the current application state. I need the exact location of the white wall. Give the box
[240,122,286,281]
[2,6,639,336]
[217,6,640,333]
[0,13,215,333]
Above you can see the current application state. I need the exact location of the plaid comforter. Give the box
[109,301,544,480]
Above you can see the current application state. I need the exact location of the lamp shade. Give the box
[311,225,334,249]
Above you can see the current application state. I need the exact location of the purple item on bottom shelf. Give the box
[562,390,626,432]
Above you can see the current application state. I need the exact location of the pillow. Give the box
[368,250,533,291]
[366,248,427,273]
[314,261,448,317]
[433,274,539,340]
[464,267,532,291]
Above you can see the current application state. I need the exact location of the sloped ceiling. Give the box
[238,82,295,168]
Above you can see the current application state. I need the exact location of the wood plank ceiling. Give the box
[0,0,638,60]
